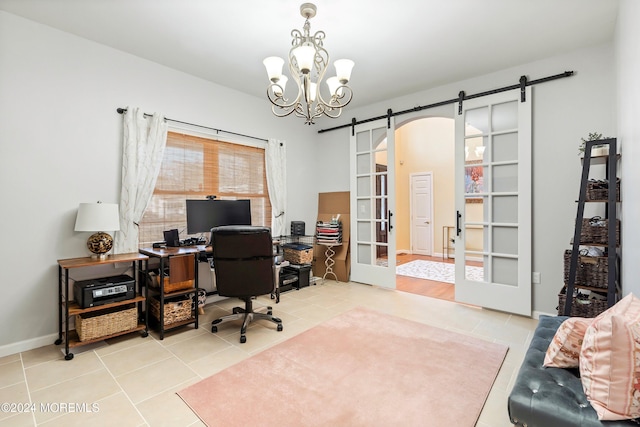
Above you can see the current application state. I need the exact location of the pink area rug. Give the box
[178,307,508,427]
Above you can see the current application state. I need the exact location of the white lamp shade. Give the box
[263,56,284,82]
[272,75,288,96]
[334,59,354,84]
[75,202,120,232]
[475,145,486,158]
[326,76,343,97]
[309,82,317,102]
[292,45,316,73]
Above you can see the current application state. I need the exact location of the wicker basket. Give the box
[75,305,138,342]
[563,250,608,289]
[283,244,313,264]
[557,287,608,318]
[586,178,620,202]
[580,218,620,245]
[149,296,192,326]
[148,271,194,293]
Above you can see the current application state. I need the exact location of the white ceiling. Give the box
[0,0,619,109]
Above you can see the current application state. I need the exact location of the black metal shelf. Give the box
[563,138,620,316]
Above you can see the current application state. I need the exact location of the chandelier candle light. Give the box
[263,3,354,125]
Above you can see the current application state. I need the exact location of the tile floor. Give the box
[0,280,537,426]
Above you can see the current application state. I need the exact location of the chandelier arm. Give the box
[316,85,353,109]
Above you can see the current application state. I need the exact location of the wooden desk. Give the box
[139,246,205,339]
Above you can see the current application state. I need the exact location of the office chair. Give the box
[209,226,283,343]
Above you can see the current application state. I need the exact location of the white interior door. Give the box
[411,173,433,255]
[454,88,532,316]
[350,117,396,288]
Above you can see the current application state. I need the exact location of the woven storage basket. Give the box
[149,296,191,326]
[586,178,620,202]
[563,250,608,289]
[557,287,608,318]
[580,218,620,245]
[283,244,313,264]
[148,272,194,293]
[75,305,137,342]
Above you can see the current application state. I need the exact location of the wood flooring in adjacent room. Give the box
[395,253,456,302]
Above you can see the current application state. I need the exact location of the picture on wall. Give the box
[465,162,483,203]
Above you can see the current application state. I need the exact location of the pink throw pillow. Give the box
[544,317,592,368]
[580,293,640,420]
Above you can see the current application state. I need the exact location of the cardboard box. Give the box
[313,192,350,282]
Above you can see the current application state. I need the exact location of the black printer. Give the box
[73,274,135,308]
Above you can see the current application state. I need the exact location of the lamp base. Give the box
[87,232,114,259]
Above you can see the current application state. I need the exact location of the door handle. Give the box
[424,221,430,224]
[388,210,394,231]
[456,211,462,236]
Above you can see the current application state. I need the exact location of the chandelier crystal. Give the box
[263,3,354,125]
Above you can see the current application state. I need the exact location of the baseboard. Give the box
[0,333,59,358]
[532,310,557,320]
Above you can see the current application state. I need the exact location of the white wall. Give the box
[615,0,640,297]
[0,11,320,354]
[316,42,617,316]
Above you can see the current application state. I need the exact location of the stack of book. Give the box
[316,221,342,244]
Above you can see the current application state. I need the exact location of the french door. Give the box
[454,88,532,316]
[349,117,397,288]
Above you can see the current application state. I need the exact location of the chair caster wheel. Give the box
[54,338,62,345]
[212,325,218,333]
[141,331,148,338]
[277,324,283,332]
[232,307,241,314]
[65,353,74,361]
[240,335,247,343]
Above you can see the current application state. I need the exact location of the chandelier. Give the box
[263,3,354,125]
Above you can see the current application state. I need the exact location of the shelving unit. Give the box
[57,253,149,360]
[562,138,620,316]
[139,246,202,339]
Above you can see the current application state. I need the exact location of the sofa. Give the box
[508,315,638,427]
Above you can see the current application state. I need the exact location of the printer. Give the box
[73,274,135,308]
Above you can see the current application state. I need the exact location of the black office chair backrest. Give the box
[209,226,275,298]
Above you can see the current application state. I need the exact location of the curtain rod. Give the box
[317,71,574,134]
[116,108,268,143]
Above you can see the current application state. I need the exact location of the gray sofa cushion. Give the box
[508,315,638,427]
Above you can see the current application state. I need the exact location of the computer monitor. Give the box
[185,199,251,235]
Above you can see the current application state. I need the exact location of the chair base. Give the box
[211,297,282,343]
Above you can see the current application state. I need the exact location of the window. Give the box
[138,131,271,247]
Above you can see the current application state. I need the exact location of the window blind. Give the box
[138,132,271,247]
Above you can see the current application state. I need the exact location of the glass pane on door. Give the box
[355,128,390,268]
[460,96,519,288]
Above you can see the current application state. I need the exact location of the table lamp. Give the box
[74,202,120,259]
